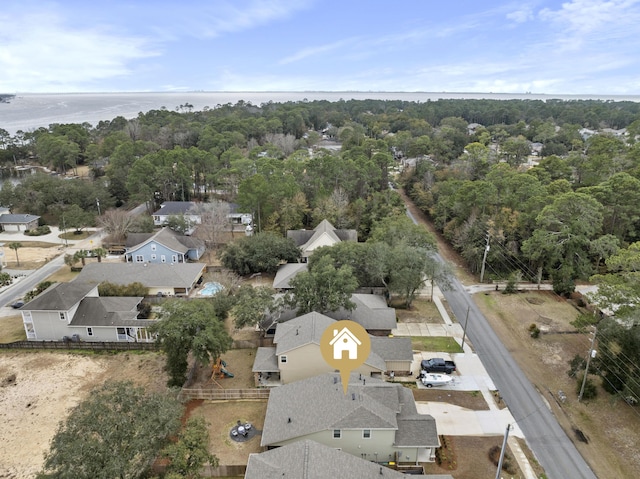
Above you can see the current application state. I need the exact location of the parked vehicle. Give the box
[420,372,453,388]
[420,357,456,374]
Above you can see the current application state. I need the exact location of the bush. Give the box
[576,374,598,400]
[528,323,540,338]
[24,225,51,236]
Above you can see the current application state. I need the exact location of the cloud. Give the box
[279,39,353,65]
[506,6,534,23]
[0,9,159,92]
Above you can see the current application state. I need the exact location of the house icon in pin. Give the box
[329,327,362,360]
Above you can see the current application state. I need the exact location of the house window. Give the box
[363,429,371,439]
[151,254,157,260]
[135,255,144,263]
[280,355,287,363]
[151,244,156,251]
[59,312,66,321]
[161,255,167,263]
[333,429,341,439]
[117,327,126,340]
[25,323,35,339]
[171,255,177,263]
[86,327,93,337]
[23,311,32,322]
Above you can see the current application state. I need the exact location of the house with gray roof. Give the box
[262,293,397,336]
[152,201,201,229]
[245,440,453,479]
[73,262,205,297]
[20,282,152,342]
[124,227,205,263]
[0,213,40,232]
[287,219,357,262]
[272,262,307,290]
[261,373,439,464]
[252,312,412,386]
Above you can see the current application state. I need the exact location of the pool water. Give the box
[197,282,224,297]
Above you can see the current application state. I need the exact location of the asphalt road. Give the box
[406,208,598,479]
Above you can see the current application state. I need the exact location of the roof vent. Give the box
[333,377,337,384]
[287,417,292,423]
[351,393,356,401]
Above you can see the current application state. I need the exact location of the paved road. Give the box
[405,208,598,479]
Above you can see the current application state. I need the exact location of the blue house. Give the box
[124,227,205,263]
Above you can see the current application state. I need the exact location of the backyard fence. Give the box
[0,340,158,351]
[179,388,270,401]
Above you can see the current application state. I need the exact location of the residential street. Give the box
[404,206,598,479]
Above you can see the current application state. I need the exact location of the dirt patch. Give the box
[413,389,489,410]
[394,298,443,323]
[421,436,505,479]
[187,349,258,390]
[0,350,167,479]
[190,400,268,465]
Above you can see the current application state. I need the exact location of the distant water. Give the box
[2,91,640,135]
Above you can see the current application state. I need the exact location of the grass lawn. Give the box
[411,336,463,353]
[0,315,26,343]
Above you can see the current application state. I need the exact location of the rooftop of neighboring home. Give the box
[73,262,205,289]
[125,226,204,251]
[245,440,453,479]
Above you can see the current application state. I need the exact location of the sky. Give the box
[1,0,640,94]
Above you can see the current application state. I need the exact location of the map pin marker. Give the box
[320,320,371,394]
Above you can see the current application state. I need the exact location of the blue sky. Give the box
[2,0,639,94]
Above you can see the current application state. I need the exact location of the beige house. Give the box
[261,373,439,465]
[252,312,413,386]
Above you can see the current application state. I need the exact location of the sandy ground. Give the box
[0,351,167,478]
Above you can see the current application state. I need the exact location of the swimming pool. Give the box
[197,281,225,297]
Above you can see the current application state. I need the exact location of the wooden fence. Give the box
[179,388,270,401]
[0,340,158,351]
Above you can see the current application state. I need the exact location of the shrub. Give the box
[24,225,51,236]
[576,374,598,400]
[528,323,540,338]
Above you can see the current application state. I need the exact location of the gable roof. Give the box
[286,219,357,251]
[272,262,307,289]
[0,213,40,224]
[245,440,450,479]
[152,201,197,216]
[326,294,397,331]
[261,373,437,448]
[270,312,388,371]
[22,282,97,311]
[370,337,414,362]
[73,262,205,289]
[69,297,147,327]
[125,227,203,252]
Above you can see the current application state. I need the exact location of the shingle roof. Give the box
[252,347,279,373]
[245,440,451,479]
[370,337,414,362]
[272,262,307,289]
[152,201,197,216]
[74,262,205,288]
[125,227,203,252]
[326,294,397,331]
[0,213,40,224]
[22,282,97,311]
[261,373,437,448]
[273,312,387,371]
[69,297,148,327]
[286,219,357,250]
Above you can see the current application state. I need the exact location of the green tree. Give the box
[62,204,93,233]
[160,417,217,478]
[388,246,443,308]
[38,381,182,479]
[220,232,300,276]
[8,242,22,266]
[151,299,233,387]
[231,285,278,335]
[287,255,358,314]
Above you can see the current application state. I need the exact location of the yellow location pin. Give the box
[320,320,371,394]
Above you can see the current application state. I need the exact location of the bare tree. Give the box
[97,209,136,243]
[190,200,231,261]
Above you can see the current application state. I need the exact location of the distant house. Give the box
[152,201,253,233]
[124,227,205,263]
[152,201,201,230]
[245,440,452,479]
[0,213,40,232]
[287,219,357,262]
[20,282,153,342]
[252,312,413,386]
[74,262,206,297]
[262,293,397,337]
[260,373,439,464]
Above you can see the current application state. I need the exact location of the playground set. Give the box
[211,357,234,387]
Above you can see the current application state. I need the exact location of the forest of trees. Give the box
[2,97,640,396]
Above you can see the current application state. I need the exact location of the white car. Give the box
[420,372,453,388]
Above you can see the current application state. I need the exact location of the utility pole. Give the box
[480,231,490,283]
[495,424,512,479]
[461,306,470,351]
[578,326,597,402]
